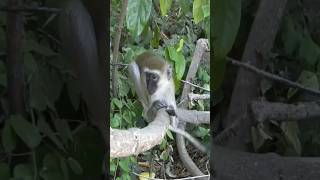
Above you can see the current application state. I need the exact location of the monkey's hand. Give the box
[146,100,176,122]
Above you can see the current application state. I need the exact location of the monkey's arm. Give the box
[128,62,149,110]
[146,100,177,123]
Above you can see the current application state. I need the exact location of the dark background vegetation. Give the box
[213,0,320,179]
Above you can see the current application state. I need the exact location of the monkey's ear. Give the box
[167,64,173,80]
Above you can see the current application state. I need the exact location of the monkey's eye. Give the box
[151,74,158,81]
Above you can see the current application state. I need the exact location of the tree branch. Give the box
[177,38,209,177]
[111,0,128,97]
[250,100,320,123]
[227,57,320,97]
[213,145,320,180]
[110,109,170,158]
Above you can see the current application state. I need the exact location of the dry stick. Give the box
[227,57,320,96]
[111,0,128,97]
[177,39,209,177]
[168,125,207,153]
[180,80,210,92]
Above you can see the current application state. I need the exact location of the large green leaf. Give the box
[193,0,210,24]
[2,121,16,152]
[166,46,186,80]
[126,0,152,38]
[212,0,241,91]
[10,115,42,149]
[67,157,83,175]
[30,74,48,111]
[40,153,64,180]
[53,119,73,145]
[159,0,172,16]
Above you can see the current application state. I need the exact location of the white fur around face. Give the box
[143,67,176,109]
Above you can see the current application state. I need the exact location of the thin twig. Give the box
[111,62,129,66]
[36,29,61,46]
[180,80,210,92]
[227,57,320,96]
[0,6,61,13]
[168,125,207,154]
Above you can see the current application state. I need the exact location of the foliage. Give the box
[0,0,104,179]
[110,0,210,178]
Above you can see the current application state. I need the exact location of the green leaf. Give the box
[159,0,172,16]
[30,74,48,111]
[38,115,65,151]
[280,17,302,55]
[166,46,186,80]
[298,37,320,69]
[119,158,130,172]
[281,122,301,155]
[67,157,83,175]
[151,26,160,48]
[2,121,16,152]
[176,39,184,52]
[212,0,241,91]
[54,119,73,144]
[39,67,63,108]
[111,114,121,128]
[288,71,319,99]
[166,129,174,140]
[126,0,152,37]
[10,115,42,149]
[179,0,191,14]
[193,127,209,138]
[113,98,123,109]
[13,164,33,180]
[193,0,209,24]
[40,153,64,180]
[59,157,69,180]
[0,163,10,180]
[24,53,38,76]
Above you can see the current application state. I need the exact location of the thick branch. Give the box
[110,109,170,158]
[250,100,320,123]
[176,108,210,124]
[213,145,320,180]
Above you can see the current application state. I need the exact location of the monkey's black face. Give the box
[145,72,159,95]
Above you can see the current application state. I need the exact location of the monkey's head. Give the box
[135,51,173,95]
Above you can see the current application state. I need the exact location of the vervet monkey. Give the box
[128,51,177,126]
